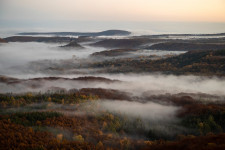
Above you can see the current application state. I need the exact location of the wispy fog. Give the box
[0,41,185,77]
[4,100,179,123]
[2,100,184,138]
[0,42,71,70]
[1,41,225,98]
[99,100,179,122]
[127,49,185,58]
[0,42,105,76]
[1,74,225,98]
[98,100,186,137]
[99,74,225,96]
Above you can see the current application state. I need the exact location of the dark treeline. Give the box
[91,49,225,76]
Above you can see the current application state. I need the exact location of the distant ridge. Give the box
[0,38,7,43]
[18,30,131,36]
[60,41,84,49]
[139,33,225,38]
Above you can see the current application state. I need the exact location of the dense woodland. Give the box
[0,91,225,150]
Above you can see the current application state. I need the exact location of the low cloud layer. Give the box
[1,42,225,98]
[1,74,225,100]
[0,42,105,76]
[99,100,179,122]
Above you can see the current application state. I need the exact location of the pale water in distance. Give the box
[0,21,225,37]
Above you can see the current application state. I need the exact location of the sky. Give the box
[0,0,225,22]
[0,0,225,35]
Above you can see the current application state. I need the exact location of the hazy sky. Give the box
[1,0,225,22]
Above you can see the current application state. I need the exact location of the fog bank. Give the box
[1,74,225,100]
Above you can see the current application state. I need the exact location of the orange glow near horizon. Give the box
[1,0,225,22]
